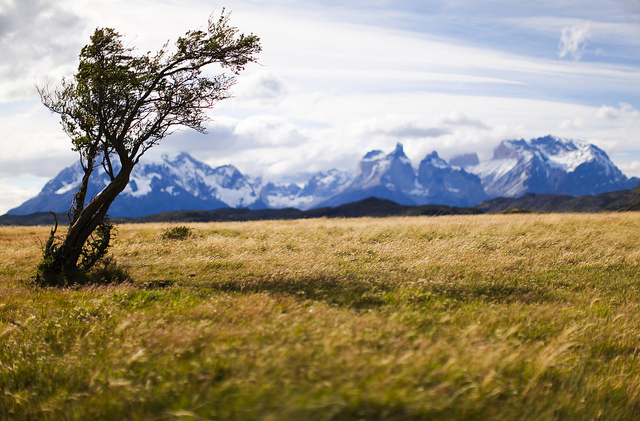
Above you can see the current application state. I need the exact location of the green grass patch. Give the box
[161,225,194,240]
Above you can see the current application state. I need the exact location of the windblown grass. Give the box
[2,213,640,419]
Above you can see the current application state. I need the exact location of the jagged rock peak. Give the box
[390,142,404,155]
[421,151,449,169]
[9,136,638,217]
[389,143,412,163]
[362,150,385,161]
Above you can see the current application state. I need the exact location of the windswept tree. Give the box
[36,11,260,285]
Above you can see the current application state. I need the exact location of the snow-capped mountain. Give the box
[257,169,354,209]
[7,135,639,217]
[464,135,639,197]
[416,151,488,206]
[7,152,353,217]
[319,143,486,208]
[319,144,418,207]
[8,152,260,217]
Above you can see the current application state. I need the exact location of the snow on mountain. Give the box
[258,182,304,209]
[7,135,639,217]
[259,169,354,210]
[385,143,418,192]
[466,135,638,197]
[356,149,394,190]
[415,151,488,206]
[470,159,521,196]
[320,143,419,207]
[302,169,354,198]
[358,144,415,192]
[319,143,486,208]
[7,152,256,217]
[7,152,353,216]
[420,151,450,170]
[142,153,258,208]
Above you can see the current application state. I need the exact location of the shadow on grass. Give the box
[202,275,395,310]
[179,273,564,310]
[135,269,567,309]
[424,281,562,304]
[294,400,486,421]
[300,403,424,421]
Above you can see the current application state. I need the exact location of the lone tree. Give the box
[36,11,260,286]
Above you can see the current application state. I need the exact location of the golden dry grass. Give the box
[1,213,640,420]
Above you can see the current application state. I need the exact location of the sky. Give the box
[1,0,639,214]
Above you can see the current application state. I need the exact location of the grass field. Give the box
[2,213,640,420]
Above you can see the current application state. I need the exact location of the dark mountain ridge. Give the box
[0,197,482,226]
[477,183,640,213]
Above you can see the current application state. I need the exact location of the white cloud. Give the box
[559,117,585,130]
[354,115,451,140]
[558,22,591,60]
[188,91,638,182]
[233,70,290,102]
[232,115,308,147]
[617,160,640,178]
[0,104,76,178]
[595,102,640,121]
[439,112,490,130]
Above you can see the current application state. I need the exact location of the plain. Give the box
[1,213,640,420]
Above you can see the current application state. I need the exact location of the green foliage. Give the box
[161,226,193,240]
[35,216,122,287]
[79,218,114,271]
[34,224,66,287]
[39,11,261,166]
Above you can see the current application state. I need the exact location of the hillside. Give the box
[0,197,481,226]
[477,183,640,213]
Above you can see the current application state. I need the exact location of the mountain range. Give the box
[7,135,639,218]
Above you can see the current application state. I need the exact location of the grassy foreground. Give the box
[2,213,640,420]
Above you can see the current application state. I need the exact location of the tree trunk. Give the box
[57,161,133,278]
[69,156,95,225]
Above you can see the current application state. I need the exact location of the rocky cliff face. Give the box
[319,144,486,208]
[319,144,418,207]
[416,152,487,206]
